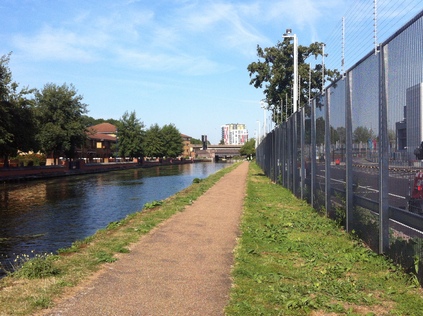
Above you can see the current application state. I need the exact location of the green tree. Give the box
[144,124,164,158]
[239,138,256,157]
[316,117,325,145]
[247,40,340,121]
[353,126,374,144]
[82,115,120,127]
[0,53,38,167]
[191,137,210,145]
[34,83,88,164]
[161,124,183,158]
[116,111,145,159]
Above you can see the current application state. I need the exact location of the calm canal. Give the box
[0,162,230,276]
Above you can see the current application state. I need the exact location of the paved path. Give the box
[42,162,249,316]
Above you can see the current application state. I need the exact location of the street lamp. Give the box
[256,120,261,147]
[282,29,298,114]
[260,101,267,135]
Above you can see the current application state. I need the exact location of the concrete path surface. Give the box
[42,161,249,316]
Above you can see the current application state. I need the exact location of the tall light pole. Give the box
[261,101,267,136]
[256,120,261,147]
[322,43,325,95]
[282,29,298,114]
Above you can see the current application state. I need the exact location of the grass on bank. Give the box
[0,163,240,316]
[225,162,423,316]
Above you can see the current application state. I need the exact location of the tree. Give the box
[82,115,120,127]
[161,124,183,158]
[353,126,374,144]
[144,124,164,158]
[239,138,256,157]
[116,111,145,159]
[0,53,38,167]
[35,83,88,164]
[247,40,340,122]
[191,137,210,145]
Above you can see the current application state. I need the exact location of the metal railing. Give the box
[256,10,423,283]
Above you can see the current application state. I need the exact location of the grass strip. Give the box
[0,162,240,316]
[225,162,423,316]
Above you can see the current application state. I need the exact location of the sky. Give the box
[1,0,421,144]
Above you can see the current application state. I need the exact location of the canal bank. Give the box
[0,158,195,183]
[0,162,232,279]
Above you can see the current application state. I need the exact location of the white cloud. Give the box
[10,1,347,73]
[12,26,105,62]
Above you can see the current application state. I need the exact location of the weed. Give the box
[192,177,202,183]
[143,200,163,209]
[94,251,117,264]
[11,252,60,279]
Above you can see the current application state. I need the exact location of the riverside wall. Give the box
[0,158,194,183]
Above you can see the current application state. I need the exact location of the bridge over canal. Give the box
[191,144,242,160]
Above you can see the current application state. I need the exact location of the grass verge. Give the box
[225,162,423,316]
[0,162,240,316]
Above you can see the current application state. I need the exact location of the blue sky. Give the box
[1,0,421,144]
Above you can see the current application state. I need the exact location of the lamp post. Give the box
[261,101,267,136]
[256,120,261,147]
[282,29,298,114]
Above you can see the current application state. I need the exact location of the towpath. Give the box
[42,161,249,316]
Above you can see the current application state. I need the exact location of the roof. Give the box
[89,133,117,141]
[90,123,117,134]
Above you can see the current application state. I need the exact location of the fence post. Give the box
[293,114,298,196]
[288,119,293,191]
[379,44,390,254]
[301,108,305,199]
[325,90,332,217]
[311,99,316,207]
[345,72,354,232]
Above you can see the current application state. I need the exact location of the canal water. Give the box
[0,162,229,276]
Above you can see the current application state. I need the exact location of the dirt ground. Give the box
[41,161,249,316]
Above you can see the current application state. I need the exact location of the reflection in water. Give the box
[0,163,229,276]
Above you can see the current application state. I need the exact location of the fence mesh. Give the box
[256,10,423,284]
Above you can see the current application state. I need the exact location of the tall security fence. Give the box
[256,10,423,283]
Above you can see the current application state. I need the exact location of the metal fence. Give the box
[256,10,423,283]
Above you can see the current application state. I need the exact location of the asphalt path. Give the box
[40,162,249,316]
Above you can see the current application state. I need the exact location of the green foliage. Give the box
[353,125,375,144]
[190,137,207,145]
[247,40,340,122]
[0,53,38,164]
[161,123,183,158]
[143,200,163,209]
[34,83,88,162]
[94,251,117,264]
[13,153,46,166]
[116,110,145,159]
[239,138,256,156]
[192,177,202,183]
[12,252,60,279]
[144,123,164,158]
[82,115,119,127]
[143,123,183,158]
